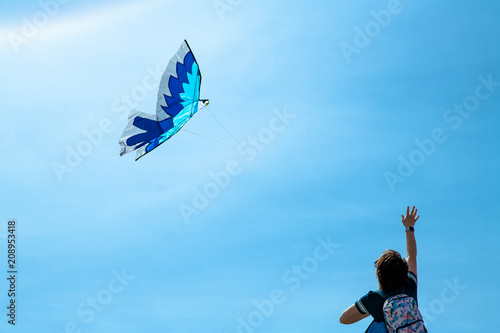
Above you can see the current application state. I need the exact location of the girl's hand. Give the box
[402,206,419,228]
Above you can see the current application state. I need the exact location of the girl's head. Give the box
[374,250,408,293]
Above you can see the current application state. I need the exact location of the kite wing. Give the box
[118,40,208,160]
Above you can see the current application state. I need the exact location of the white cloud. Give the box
[0,0,163,51]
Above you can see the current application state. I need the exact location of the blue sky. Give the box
[0,0,498,332]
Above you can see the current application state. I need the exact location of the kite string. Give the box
[184,118,387,216]
[181,128,240,151]
[204,106,251,155]
[185,108,499,254]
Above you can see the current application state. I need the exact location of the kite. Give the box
[119,40,208,160]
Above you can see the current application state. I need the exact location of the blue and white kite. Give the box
[119,40,208,160]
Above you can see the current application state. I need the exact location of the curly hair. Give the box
[375,250,408,293]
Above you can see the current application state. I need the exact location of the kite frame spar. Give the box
[118,39,209,160]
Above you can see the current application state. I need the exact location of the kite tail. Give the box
[118,110,163,156]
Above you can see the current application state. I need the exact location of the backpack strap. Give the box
[374,290,388,300]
